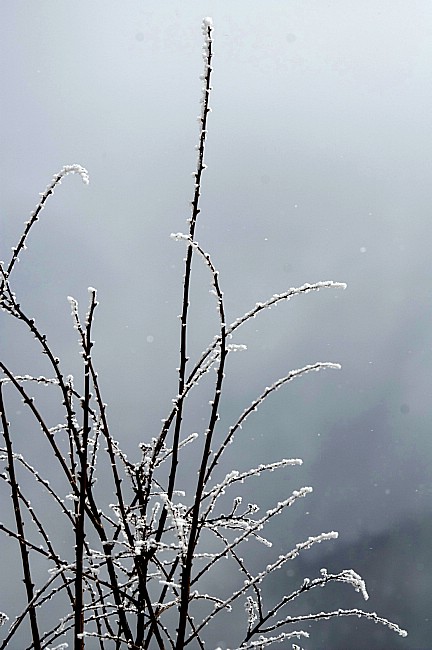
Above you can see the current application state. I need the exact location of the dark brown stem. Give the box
[144,20,214,650]
[166,16,213,510]
[73,294,96,650]
[0,385,41,650]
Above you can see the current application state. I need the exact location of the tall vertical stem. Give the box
[73,294,95,650]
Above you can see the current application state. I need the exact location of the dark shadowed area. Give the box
[1,1,431,648]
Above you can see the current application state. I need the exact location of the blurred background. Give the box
[1,1,431,648]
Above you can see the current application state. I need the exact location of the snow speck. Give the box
[146,335,154,344]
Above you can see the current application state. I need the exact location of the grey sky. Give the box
[1,2,432,647]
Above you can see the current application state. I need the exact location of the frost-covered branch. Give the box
[1,165,88,293]
[204,362,341,486]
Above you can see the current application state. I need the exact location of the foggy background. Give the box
[1,1,431,648]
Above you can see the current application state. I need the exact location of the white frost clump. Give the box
[60,164,89,185]
[202,16,213,32]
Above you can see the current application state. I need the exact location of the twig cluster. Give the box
[0,17,406,650]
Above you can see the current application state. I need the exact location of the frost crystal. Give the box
[60,164,89,185]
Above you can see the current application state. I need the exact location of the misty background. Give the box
[1,1,431,648]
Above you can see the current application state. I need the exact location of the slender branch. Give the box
[0,385,41,650]
[204,362,341,487]
[73,290,97,650]
[144,19,214,650]
[177,234,227,649]
[166,15,214,519]
[1,165,88,290]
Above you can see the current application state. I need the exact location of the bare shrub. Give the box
[0,17,407,650]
